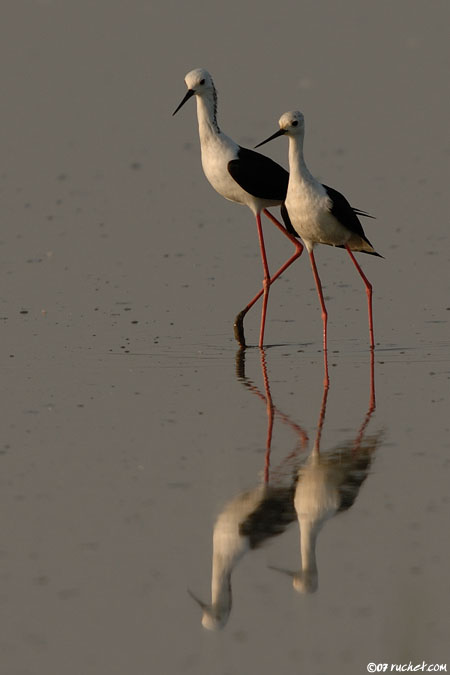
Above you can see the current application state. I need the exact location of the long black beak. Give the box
[254,128,286,148]
[172,89,195,116]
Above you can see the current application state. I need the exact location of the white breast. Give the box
[286,180,350,249]
[199,134,244,203]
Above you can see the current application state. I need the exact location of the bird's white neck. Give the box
[207,532,249,625]
[210,556,232,618]
[288,135,315,186]
[195,89,221,145]
[299,517,321,575]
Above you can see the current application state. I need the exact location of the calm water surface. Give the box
[1,1,449,674]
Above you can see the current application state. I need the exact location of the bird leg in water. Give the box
[308,250,328,354]
[256,213,271,348]
[345,246,375,349]
[234,209,303,347]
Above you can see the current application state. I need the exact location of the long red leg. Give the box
[234,209,304,347]
[256,213,271,348]
[308,250,328,353]
[345,246,374,349]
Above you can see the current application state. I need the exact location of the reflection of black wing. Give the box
[337,451,374,512]
[228,147,289,201]
[239,486,297,549]
[324,434,381,513]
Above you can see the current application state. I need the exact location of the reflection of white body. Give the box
[274,437,380,593]
[191,485,296,630]
[294,447,346,593]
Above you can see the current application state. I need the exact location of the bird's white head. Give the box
[255,110,305,148]
[184,68,215,94]
[188,589,229,631]
[292,569,318,594]
[172,68,216,116]
[278,110,305,135]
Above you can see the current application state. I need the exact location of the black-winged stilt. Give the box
[173,69,303,348]
[256,110,381,351]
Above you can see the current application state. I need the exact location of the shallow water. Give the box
[1,1,449,674]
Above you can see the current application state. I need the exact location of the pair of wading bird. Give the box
[173,68,381,350]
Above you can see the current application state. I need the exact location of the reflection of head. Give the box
[189,589,231,632]
[269,566,318,594]
[201,609,229,631]
[293,570,318,594]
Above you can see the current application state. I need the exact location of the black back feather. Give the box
[228,147,289,202]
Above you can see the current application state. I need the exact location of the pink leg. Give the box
[256,213,271,348]
[353,349,376,451]
[345,246,375,349]
[260,349,274,484]
[312,373,330,455]
[308,250,328,353]
[234,209,304,347]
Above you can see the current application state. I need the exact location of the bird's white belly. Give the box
[295,469,340,521]
[205,158,246,204]
[286,188,350,248]
[201,141,247,206]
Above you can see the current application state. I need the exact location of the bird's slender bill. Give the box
[172,89,195,116]
[268,565,296,577]
[254,128,286,148]
[187,589,208,610]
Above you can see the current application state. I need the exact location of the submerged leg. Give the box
[234,209,303,347]
[345,246,374,349]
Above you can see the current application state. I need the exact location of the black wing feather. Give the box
[352,208,376,219]
[228,147,289,201]
[323,184,373,247]
[280,203,299,237]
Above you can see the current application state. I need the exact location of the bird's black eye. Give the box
[199,78,205,85]
[292,120,298,127]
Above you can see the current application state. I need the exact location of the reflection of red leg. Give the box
[233,209,303,347]
[308,250,328,353]
[345,246,374,349]
[312,374,330,455]
[354,349,376,451]
[260,349,274,484]
[256,213,270,348]
[236,348,309,484]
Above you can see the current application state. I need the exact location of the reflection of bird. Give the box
[285,435,381,593]
[173,69,303,348]
[190,484,297,630]
[256,110,380,351]
[190,349,306,630]
[271,352,380,593]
